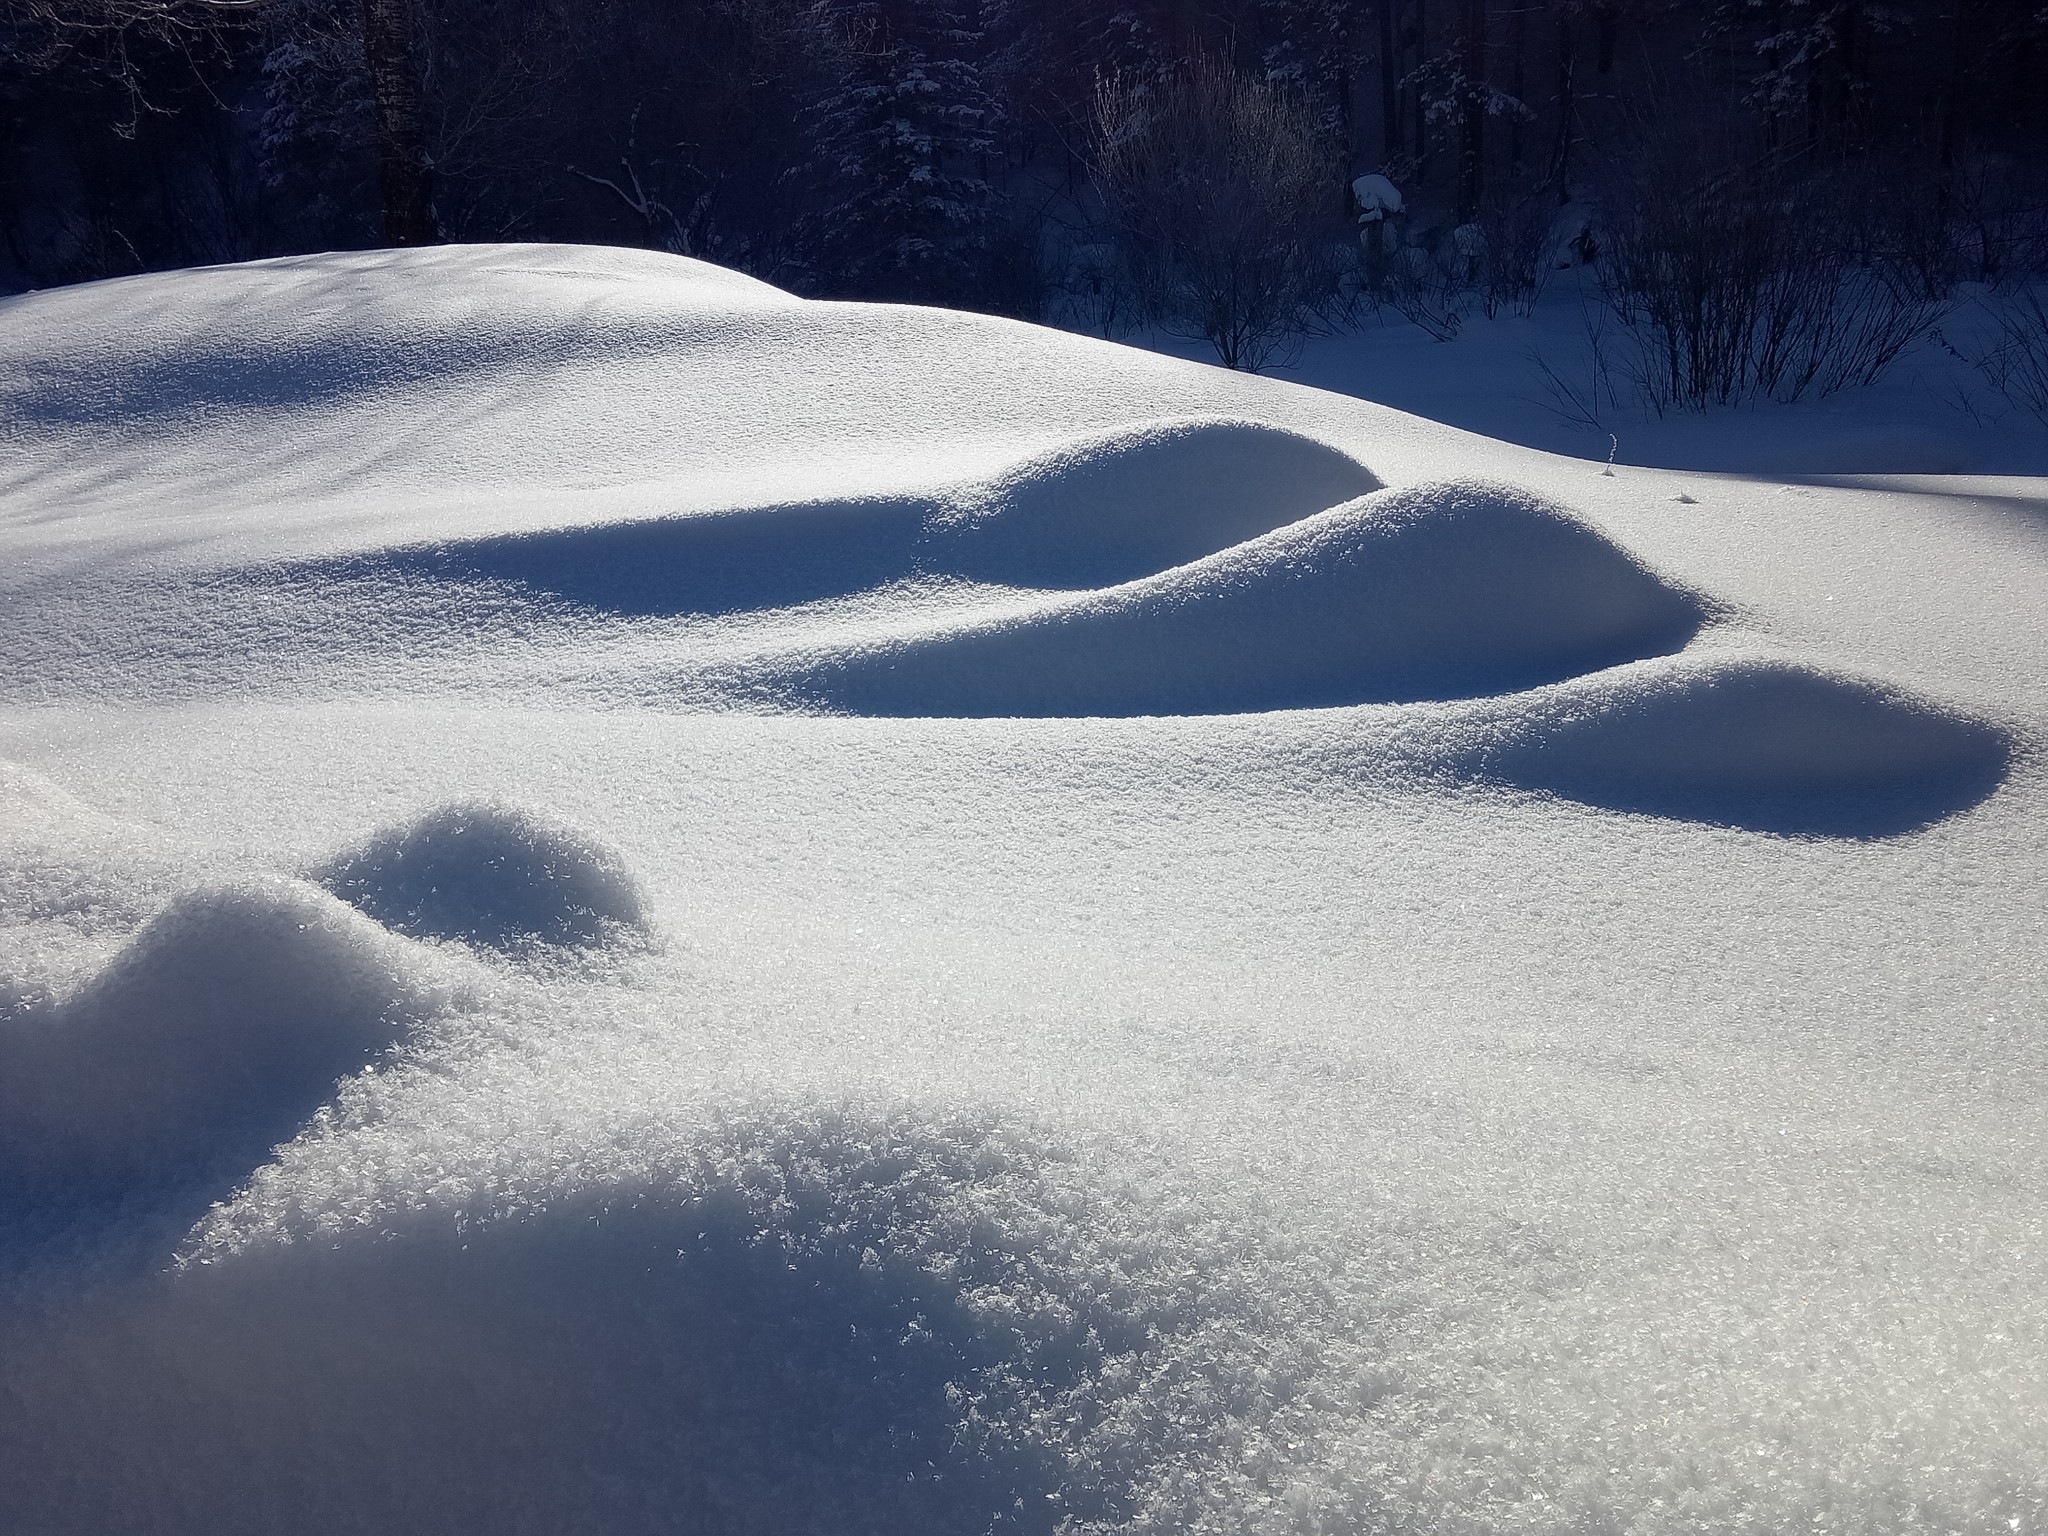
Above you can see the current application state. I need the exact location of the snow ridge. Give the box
[767,479,1711,716]
[921,417,1381,588]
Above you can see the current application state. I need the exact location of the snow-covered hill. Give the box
[1,245,2043,1534]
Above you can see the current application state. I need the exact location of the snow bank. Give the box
[0,880,447,1186]
[921,417,1380,589]
[316,420,1369,621]
[0,1106,1360,1536]
[313,800,648,951]
[1475,655,2016,836]
[325,493,934,619]
[777,480,1707,716]
[0,245,795,436]
[2,247,2042,1536]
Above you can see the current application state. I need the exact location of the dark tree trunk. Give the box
[1550,7,1575,203]
[1411,0,1428,174]
[1935,0,1968,220]
[1838,0,1868,151]
[361,0,434,245]
[1379,0,1403,160]
[1456,0,1486,219]
[1508,0,1526,176]
[1805,40,1821,151]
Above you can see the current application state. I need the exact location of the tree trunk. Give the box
[1550,3,1574,202]
[1379,0,1403,161]
[1456,0,1486,220]
[1508,0,1526,177]
[1934,0,1969,223]
[361,0,434,246]
[1839,0,1867,151]
[1411,0,1428,175]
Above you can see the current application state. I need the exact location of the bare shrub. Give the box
[1531,298,1629,431]
[1093,55,1342,371]
[1471,193,1555,319]
[1948,288,2048,424]
[1598,169,1944,411]
[1950,156,2048,283]
[1381,242,1470,341]
[1372,196,1551,341]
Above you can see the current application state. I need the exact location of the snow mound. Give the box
[313,800,648,951]
[330,494,934,619]
[0,1107,1359,1536]
[0,245,795,435]
[0,880,445,1185]
[920,417,1380,589]
[778,479,1707,716]
[1478,655,2016,835]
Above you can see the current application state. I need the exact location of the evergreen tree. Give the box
[805,0,1002,303]
[1258,0,1357,150]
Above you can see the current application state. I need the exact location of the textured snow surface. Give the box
[1,247,2044,1535]
[766,480,1711,717]
[313,799,649,951]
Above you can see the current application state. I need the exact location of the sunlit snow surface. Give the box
[1,246,2044,1534]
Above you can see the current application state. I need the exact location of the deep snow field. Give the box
[1147,268,2048,478]
[1,244,2044,1535]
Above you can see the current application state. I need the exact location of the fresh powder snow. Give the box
[0,244,2043,1535]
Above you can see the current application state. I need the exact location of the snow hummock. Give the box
[313,799,649,951]
[0,245,2043,1535]
[1473,654,2017,837]
[3,1106,1371,1535]
[0,879,451,1186]
[773,479,1709,716]
[921,417,1380,588]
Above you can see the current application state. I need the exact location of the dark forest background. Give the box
[5,0,2047,383]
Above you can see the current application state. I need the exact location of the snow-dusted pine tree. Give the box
[1258,0,1358,153]
[805,0,1003,303]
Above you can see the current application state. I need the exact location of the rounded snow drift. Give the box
[0,879,439,1183]
[781,479,1708,717]
[1480,656,2014,836]
[313,800,648,951]
[336,494,935,620]
[0,1107,1350,1536]
[920,417,1381,589]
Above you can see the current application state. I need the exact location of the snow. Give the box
[1467,653,2017,837]
[1352,173,1404,221]
[765,479,1709,717]
[313,799,649,951]
[0,244,2044,1534]
[1261,267,2048,478]
[0,877,461,1187]
[923,417,1381,588]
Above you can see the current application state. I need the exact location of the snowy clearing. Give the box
[1250,268,2048,478]
[1,245,2044,1535]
